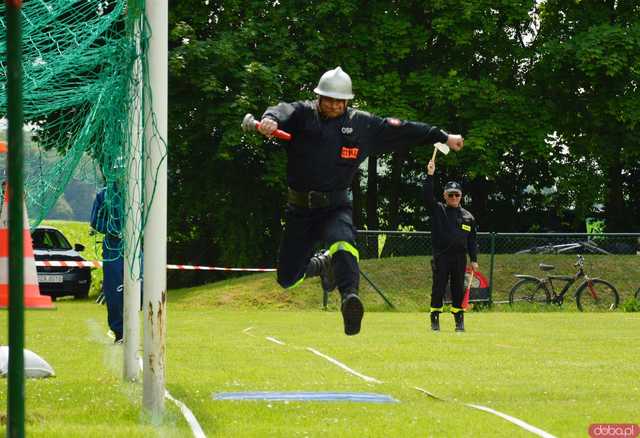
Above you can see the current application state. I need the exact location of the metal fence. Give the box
[354,231,640,309]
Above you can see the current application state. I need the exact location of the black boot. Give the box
[430,312,440,331]
[341,293,364,336]
[453,311,465,332]
[305,250,336,293]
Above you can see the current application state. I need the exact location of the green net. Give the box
[0,0,156,263]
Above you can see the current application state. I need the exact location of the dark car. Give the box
[32,226,92,300]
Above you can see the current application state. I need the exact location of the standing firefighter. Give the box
[424,159,478,332]
[257,66,464,335]
[90,184,124,343]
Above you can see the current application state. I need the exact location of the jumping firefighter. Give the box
[257,66,464,335]
[424,159,478,332]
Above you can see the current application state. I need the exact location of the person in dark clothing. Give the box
[90,184,124,343]
[257,66,464,335]
[424,159,478,332]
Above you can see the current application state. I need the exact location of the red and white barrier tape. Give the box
[36,260,102,268]
[167,264,275,272]
[34,260,276,272]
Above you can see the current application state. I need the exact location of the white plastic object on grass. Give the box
[0,346,55,378]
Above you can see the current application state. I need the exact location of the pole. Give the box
[6,0,25,436]
[359,269,395,309]
[123,10,143,382]
[488,232,496,306]
[143,0,168,415]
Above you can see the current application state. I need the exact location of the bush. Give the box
[621,297,640,312]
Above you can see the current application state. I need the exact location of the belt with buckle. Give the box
[287,187,352,209]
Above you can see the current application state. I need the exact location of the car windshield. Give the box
[32,229,72,251]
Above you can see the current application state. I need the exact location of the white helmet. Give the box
[313,66,354,100]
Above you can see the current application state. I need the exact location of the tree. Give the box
[165,0,639,286]
[532,0,640,231]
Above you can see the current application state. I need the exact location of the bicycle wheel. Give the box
[576,279,619,311]
[509,278,550,308]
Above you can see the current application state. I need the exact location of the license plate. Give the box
[38,274,63,283]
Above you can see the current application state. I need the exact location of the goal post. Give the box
[142,0,168,416]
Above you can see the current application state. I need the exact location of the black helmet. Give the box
[444,181,462,193]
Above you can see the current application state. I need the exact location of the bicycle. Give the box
[515,240,610,255]
[509,255,619,311]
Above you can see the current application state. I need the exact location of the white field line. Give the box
[136,356,206,438]
[259,335,382,384]
[165,390,207,438]
[242,327,255,337]
[414,386,445,401]
[466,403,557,438]
[415,387,556,438]
[306,347,382,384]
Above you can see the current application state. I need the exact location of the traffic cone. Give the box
[0,189,54,309]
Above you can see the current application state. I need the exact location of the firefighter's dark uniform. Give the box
[90,185,124,342]
[423,176,477,324]
[262,100,449,308]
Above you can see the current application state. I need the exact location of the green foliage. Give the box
[534,0,640,231]
[132,0,640,287]
[622,297,640,312]
[3,0,639,291]
[47,179,97,221]
[167,0,562,275]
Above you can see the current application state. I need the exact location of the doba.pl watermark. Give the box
[589,424,640,438]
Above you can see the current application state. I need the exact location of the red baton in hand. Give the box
[241,113,292,141]
[462,267,474,310]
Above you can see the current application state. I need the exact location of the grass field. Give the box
[1,221,637,436]
[0,301,638,437]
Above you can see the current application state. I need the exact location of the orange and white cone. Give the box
[0,189,54,309]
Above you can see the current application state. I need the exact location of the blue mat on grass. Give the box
[213,392,398,403]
